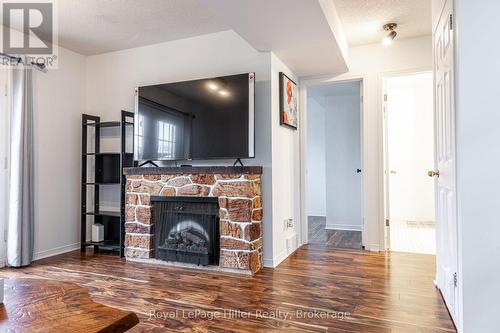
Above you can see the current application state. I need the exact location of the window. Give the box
[157,121,176,159]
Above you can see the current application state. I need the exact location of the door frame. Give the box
[376,67,432,251]
[299,75,366,247]
[381,70,434,251]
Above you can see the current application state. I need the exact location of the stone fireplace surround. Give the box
[123,166,263,274]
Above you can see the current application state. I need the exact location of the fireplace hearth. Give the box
[123,167,263,274]
[152,196,219,266]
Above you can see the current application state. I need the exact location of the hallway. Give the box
[308,216,362,249]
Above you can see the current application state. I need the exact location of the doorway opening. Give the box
[306,79,363,249]
[383,72,435,254]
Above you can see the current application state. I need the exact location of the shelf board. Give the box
[87,121,120,128]
[83,240,120,250]
[84,152,118,156]
[85,210,121,217]
[83,152,134,156]
[85,121,134,128]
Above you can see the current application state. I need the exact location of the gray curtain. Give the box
[7,64,34,267]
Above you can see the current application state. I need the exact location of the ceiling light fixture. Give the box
[382,23,397,46]
[207,82,219,91]
[218,90,230,97]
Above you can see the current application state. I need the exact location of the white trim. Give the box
[378,68,434,252]
[263,249,289,268]
[363,243,381,252]
[263,239,303,268]
[325,223,362,231]
[299,83,308,246]
[263,258,274,267]
[33,242,80,261]
[248,72,255,157]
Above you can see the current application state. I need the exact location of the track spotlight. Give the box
[383,23,397,46]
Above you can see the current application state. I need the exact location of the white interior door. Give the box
[433,0,459,323]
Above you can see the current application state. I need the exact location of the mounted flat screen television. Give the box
[134,73,255,162]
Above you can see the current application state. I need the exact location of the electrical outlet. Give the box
[283,218,294,230]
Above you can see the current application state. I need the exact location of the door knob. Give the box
[428,170,440,178]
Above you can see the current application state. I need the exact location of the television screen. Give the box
[134,73,255,161]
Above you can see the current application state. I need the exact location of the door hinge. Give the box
[449,14,453,30]
[385,219,390,227]
[384,94,387,102]
[453,272,458,287]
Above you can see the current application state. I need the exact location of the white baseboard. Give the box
[263,234,302,268]
[363,243,381,252]
[0,257,5,268]
[307,213,326,218]
[325,223,362,231]
[34,242,80,261]
[263,248,288,268]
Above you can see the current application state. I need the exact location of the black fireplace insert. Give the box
[151,196,219,266]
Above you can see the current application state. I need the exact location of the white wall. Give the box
[0,27,87,260]
[303,36,432,250]
[306,98,326,216]
[269,54,301,265]
[454,1,500,332]
[33,47,87,259]
[85,30,301,266]
[0,29,301,267]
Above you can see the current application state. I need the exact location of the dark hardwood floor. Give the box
[1,246,455,332]
[308,216,363,249]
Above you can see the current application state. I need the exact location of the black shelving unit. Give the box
[81,111,134,256]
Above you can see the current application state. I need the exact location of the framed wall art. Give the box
[279,72,298,130]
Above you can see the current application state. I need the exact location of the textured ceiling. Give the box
[7,0,229,55]
[333,0,432,46]
[204,0,349,77]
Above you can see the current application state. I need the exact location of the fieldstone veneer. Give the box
[123,166,263,274]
